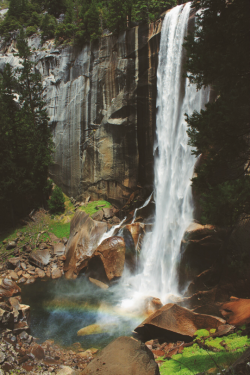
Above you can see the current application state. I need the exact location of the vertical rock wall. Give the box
[0,21,162,206]
[42,22,161,205]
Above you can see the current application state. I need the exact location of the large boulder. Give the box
[82,336,160,375]
[178,223,227,290]
[89,236,126,281]
[64,211,108,279]
[220,298,250,326]
[134,303,225,341]
[29,249,51,269]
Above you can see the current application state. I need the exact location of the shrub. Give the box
[26,25,37,37]
[48,186,65,215]
[41,13,57,40]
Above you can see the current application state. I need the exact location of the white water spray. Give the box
[98,216,127,245]
[123,3,209,304]
[131,193,153,224]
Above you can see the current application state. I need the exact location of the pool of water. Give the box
[21,276,143,349]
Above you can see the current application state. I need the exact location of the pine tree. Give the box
[185,0,250,227]
[0,30,53,225]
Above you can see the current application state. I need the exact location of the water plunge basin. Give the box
[21,276,143,349]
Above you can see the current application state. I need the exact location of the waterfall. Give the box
[125,3,209,303]
[131,193,153,224]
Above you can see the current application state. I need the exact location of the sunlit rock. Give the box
[88,277,109,290]
[77,323,115,337]
[91,236,126,281]
[64,211,108,279]
[135,303,225,341]
[29,249,51,269]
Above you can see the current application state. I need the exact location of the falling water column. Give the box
[135,3,209,301]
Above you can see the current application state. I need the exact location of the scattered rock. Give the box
[0,351,5,364]
[51,268,62,279]
[17,277,26,284]
[7,257,20,270]
[6,241,16,250]
[56,365,78,375]
[29,249,51,268]
[24,277,35,285]
[30,343,45,360]
[8,271,19,281]
[53,243,65,256]
[36,268,46,278]
[82,336,160,375]
[0,278,21,298]
[20,262,27,270]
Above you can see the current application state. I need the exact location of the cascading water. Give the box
[131,193,153,224]
[22,3,211,347]
[123,3,209,304]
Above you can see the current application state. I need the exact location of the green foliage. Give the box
[185,0,250,227]
[48,186,65,214]
[26,25,38,37]
[47,220,70,238]
[46,0,67,18]
[194,329,209,338]
[133,0,176,24]
[159,331,250,374]
[80,200,111,216]
[0,0,177,45]
[41,13,57,40]
[0,31,53,225]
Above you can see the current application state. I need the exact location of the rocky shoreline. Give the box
[0,207,250,374]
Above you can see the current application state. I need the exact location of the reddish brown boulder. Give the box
[64,211,108,279]
[220,298,250,326]
[30,343,45,360]
[82,336,159,375]
[91,237,126,281]
[0,278,21,298]
[134,303,225,340]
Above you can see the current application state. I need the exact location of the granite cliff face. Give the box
[45,22,161,206]
[0,20,162,206]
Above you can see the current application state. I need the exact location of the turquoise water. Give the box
[21,276,142,349]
